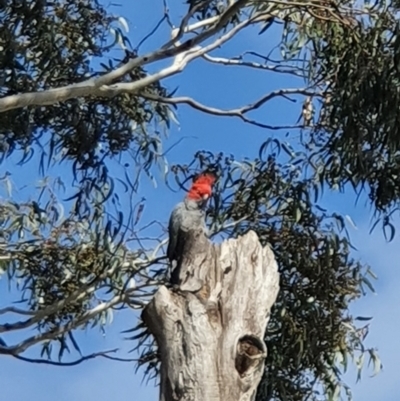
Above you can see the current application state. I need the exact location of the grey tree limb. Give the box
[142,230,280,401]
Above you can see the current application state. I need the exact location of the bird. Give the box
[167,172,216,285]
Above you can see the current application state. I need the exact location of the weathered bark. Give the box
[142,230,280,401]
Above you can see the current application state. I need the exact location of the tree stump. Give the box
[142,230,280,401]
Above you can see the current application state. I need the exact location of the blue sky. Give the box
[1,1,399,400]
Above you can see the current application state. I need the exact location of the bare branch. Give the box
[140,87,318,129]
[162,0,174,29]
[135,14,167,52]
[239,115,304,130]
[202,54,305,76]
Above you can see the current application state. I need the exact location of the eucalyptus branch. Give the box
[0,250,162,334]
[140,87,318,129]
[166,0,214,48]
[210,215,250,236]
[0,264,119,334]
[0,306,36,316]
[0,0,252,113]
[95,14,263,95]
[0,288,138,355]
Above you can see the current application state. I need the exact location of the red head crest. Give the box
[186,172,216,201]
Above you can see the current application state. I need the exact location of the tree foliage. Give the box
[0,0,396,400]
[0,0,171,173]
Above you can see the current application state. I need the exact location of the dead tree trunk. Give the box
[142,230,280,401]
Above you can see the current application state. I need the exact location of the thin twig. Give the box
[162,0,175,29]
[136,15,167,52]
[0,306,36,316]
[12,349,138,366]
